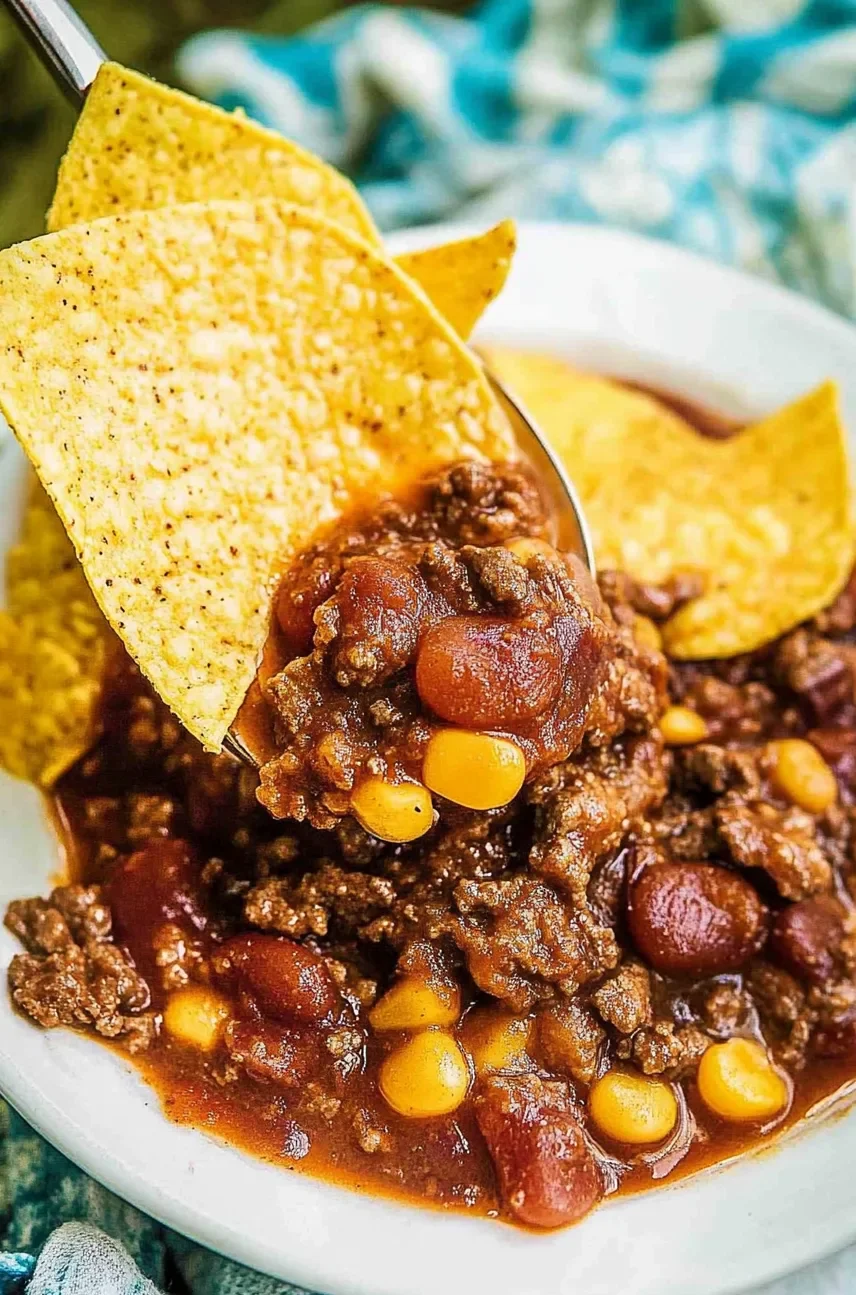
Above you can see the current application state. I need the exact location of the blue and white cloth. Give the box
[179,0,856,317]
[7,0,856,1291]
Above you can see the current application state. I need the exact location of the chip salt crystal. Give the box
[0,199,514,751]
[49,62,513,341]
[484,347,854,659]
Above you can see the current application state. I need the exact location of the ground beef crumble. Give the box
[452,874,619,1011]
[717,799,832,899]
[592,960,652,1034]
[6,885,156,1050]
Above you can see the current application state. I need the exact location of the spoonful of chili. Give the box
[4,0,596,777]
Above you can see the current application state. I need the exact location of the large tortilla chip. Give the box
[483,347,854,658]
[48,62,509,341]
[0,477,108,785]
[397,221,516,340]
[0,200,513,750]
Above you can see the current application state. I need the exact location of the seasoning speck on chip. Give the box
[483,347,854,658]
[0,476,108,785]
[0,199,514,751]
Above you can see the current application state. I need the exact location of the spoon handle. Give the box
[3,0,105,103]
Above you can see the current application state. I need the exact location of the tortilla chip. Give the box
[0,199,514,750]
[48,62,511,341]
[48,63,378,244]
[0,477,108,785]
[397,221,516,339]
[662,386,854,658]
[483,347,854,658]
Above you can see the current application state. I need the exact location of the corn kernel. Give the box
[379,1029,470,1117]
[633,615,662,652]
[697,1038,788,1123]
[661,705,708,746]
[163,985,231,1052]
[370,978,461,1031]
[422,729,526,810]
[460,1007,532,1075]
[507,537,556,562]
[589,1070,678,1145]
[351,775,434,843]
[767,738,837,814]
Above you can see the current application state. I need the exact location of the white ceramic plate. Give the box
[2,221,856,1295]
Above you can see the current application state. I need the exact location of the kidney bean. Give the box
[770,897,844,985]
[331,557,427,686]
[214,933,340,1025]
[107,839,205,936]
[225,1019,319,1088]
[106,839,206,980]
[627,862,768,978]
[791,643,853,727]
[475,1074,602,1228]
[415,616,563,728]
[275,559,338,659]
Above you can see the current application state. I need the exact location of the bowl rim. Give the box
[4,218,856,1295]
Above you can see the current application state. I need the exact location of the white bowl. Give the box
[2,221,856,1295]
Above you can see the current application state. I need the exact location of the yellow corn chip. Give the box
[483,347,854,658]
[48,62,378,244]
[396,221,516,339]
[0,477,108,785]
[0,200,514,750]
[663,386,854,657]
[48,62,511,340]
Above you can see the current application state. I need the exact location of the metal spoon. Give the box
[4,0,105,101]
[4,0,596,766]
